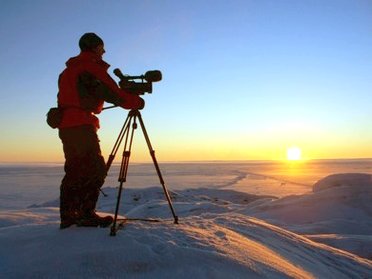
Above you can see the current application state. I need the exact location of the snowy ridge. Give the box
[1,209,371,279]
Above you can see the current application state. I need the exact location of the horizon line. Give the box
[1,157,372,166]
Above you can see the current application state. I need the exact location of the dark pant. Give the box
[59,125,106,221]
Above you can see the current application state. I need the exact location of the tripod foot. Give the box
[110,225,117,236]
[174,216,179,224]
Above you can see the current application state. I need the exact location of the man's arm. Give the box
[77,71,123,106]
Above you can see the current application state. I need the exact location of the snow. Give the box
[313,173,372,192]
[0,163,372,278]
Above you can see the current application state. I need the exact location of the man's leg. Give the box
[78,153,106,217]
[60,176,81,228]
[76,155,113,227]
[76,151,114,227]
[59,125,109,228]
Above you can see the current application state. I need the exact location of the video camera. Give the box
[114,68,162,95]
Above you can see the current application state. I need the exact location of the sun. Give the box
[287,146,302,161]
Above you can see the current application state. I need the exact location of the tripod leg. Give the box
[106,113,132,173]
[110,179,125,236]
[136,112,179,224]
[111,114,137,235]
[101,115,132,198]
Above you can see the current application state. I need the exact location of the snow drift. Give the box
[245,173,372,259]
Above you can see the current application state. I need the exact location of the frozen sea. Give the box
[1,159,371,210]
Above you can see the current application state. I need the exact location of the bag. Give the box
[46,107,63,129]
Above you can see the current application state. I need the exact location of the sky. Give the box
[0,0,371,163]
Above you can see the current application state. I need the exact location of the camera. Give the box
[114,68,162,95]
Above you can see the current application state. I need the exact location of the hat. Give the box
[79,33,104,51]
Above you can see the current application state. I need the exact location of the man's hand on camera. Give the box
[119,91,145,110]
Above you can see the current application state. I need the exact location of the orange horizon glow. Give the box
[0,126,371,164]
[1,142,371,164]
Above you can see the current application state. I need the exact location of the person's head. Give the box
[79,33,105,57]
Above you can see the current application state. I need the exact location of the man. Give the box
[57,33,144,229]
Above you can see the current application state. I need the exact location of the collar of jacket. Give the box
[65,51,110,70]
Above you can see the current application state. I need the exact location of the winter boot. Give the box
[77,212,113,228]
[60,211,81,229]
[60,217,77,229]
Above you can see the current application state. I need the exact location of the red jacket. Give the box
[57,51,142,129]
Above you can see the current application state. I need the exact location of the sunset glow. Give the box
[287,147,302,161]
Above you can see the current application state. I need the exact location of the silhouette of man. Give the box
[57,33,144,229]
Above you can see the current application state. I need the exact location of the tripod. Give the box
[106,109,179,236]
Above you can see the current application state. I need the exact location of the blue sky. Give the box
[0,0,371,162]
